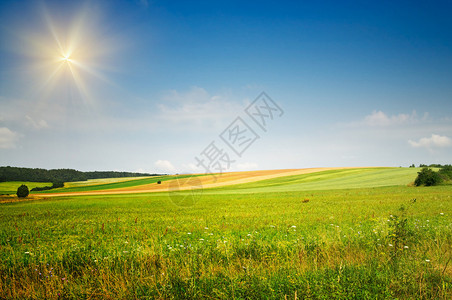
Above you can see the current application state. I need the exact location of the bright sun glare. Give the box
[61,54,72,62]
[17,3,116,106]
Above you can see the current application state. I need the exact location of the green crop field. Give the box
[32,174,201,194]
[205,167,421,194]
[0,168,451,299]
[0,182,52,195]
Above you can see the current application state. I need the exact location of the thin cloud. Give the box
[154,160,177,174]
[25,115,49,130]
[364,110,418,126]
[236,162,259,171]
[0,127,19,149]
[139,0,149,7]
[408,134,452,149]
[157,87,244,130]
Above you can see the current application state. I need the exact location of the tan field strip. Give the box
[64,176,151,188]
[39,167,366,197]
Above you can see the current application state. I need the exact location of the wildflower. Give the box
[204,227,209,230]
[425,259,430,262]
[404,246,409,249]
[440,213,444,215]
[291,225,296,228]
[199,238,204,241]
[62,278,66,281]
[24,252,30,254]
[187,232,191,235]
[389,244,393,247]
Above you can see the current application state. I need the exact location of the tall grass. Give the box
[0,185,450,298]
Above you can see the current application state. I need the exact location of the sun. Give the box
[61,54,72,63]
[17,3,118,106]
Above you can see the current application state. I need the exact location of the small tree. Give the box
[16,184,29,198]
[414,167,442,186]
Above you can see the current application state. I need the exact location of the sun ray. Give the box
[15,2,120,109]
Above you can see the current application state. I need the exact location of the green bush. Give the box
[438,165,452,180]
[16,184,29,198]
[414,168,442,186]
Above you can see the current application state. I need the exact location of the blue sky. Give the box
[1,0,451,173]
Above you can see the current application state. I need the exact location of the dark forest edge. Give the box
[0,166,162,183]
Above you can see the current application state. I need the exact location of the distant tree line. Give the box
[410,163,451,168]
[0,166,160,183]
[30,182,65,192]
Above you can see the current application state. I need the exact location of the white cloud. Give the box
[364,110,418,126]
[180,163,204,174]
[0,127,19,149]
[408,134,452,149]
[236,162,259,171]
[25,115,49,130]
[154,160,177,174]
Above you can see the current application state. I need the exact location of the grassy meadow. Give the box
[0,182,52,195]
[0,168,451,299]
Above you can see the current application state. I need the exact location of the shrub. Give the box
[30,182,65,192]
[438,165,452,180]
[157,181,162,184]
[414,168,442,186]
[16,184,29,198]
[52,182,64,188]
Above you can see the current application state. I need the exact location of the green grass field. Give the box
[0,168,451,299]
[0,181,52,195]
